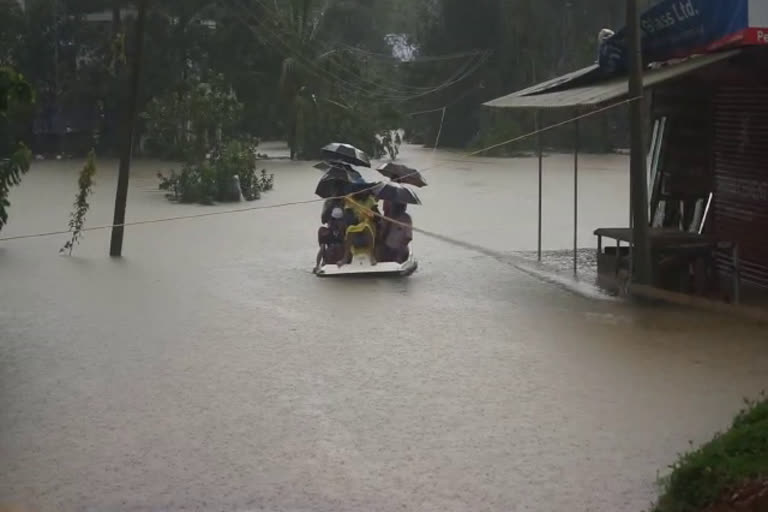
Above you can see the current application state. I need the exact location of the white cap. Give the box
[331,207,344,219]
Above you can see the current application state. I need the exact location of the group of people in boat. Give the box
[315,185,413,270]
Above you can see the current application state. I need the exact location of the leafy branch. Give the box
[61,150,97,255]
[1,67,34,234]
[0,143,32,232]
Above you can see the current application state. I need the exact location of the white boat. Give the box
[314,247,418,277]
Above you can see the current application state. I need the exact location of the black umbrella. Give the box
[313,160,356,172]
[372,182,422,205]
[315,167,366,198]
[321,142,371,168]
[376,162,428,188]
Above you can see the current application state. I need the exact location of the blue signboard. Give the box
[599,0,749,74]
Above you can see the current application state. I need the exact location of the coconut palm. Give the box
[271,0,335,159]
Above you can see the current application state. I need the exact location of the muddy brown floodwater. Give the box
[1,143,766,512]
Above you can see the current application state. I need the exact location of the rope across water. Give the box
[0,97,638,244]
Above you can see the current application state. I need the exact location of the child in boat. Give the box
[315,207,346,270]
[340,192,378,266]
[343,218,376,266]
[343,191,377,223]
[321,182,345,224]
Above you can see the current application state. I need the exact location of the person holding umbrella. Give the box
[378,202,413,263]
[315,164,364,223]
[376,163,427,188]
[321,182,345,224]
[314,162,364,270]
[364,178,421,263]
[315,206,346,271]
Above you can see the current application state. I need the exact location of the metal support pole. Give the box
[732,243,741,305]
[53,0,59,99]
[536,110,543,261]
[627,0,652,283]
[573,117,579,274]
[110,0,148,257]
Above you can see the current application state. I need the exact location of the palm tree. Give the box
[272,0,325,158]
[259,0,401,159]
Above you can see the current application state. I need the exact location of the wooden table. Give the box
[594,227,741,302]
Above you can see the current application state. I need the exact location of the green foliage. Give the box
[268,0,406,160]
[158,161,217,204]
[258,169,274,191]
[211,139,262,201]
[0,66,34,233]
[732,394,768,429]
[3,0,632,156]
[0,67,35,156]
[292,95,404,160]
[469,109,532,157]
[157,139,274,205]
[61,150,97,254]
[0,67,34,114]
[0,1,25,65]
[654,393,768,512]
[0,143,32,232]
[141,74,244,160]
[406,0,628,151]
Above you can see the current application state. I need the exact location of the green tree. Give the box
[141,73,244,160]
[258,0,408,159]
[0,67,34,233]
[405,0,627,151]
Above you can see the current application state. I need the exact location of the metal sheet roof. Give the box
[505,64,599,97]
[484,50,741,110]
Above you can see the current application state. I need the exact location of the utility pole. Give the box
[109,0,147,257]
[53,0,58,100]
[111,1,121,37]
[626,0,651,284]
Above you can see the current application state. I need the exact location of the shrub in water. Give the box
[157,140,275,205]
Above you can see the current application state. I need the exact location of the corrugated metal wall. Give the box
[713,85,768,287]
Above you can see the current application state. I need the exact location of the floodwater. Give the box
[1,143,766,512]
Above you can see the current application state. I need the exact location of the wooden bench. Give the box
[594,227,741,303]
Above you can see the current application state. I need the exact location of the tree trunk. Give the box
[112,1,122,37]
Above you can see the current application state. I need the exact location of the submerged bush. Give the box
[157,139,274,205]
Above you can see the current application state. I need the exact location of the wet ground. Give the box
[1,144,767,512]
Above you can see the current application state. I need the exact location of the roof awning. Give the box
[484,49,740,110]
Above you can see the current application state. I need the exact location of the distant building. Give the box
[82,7,137,23]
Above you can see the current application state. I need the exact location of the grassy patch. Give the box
[654,393,768,512]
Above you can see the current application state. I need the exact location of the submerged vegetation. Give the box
[654,394,768,512]
[157,139,274,205]
[61,150,97,255]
